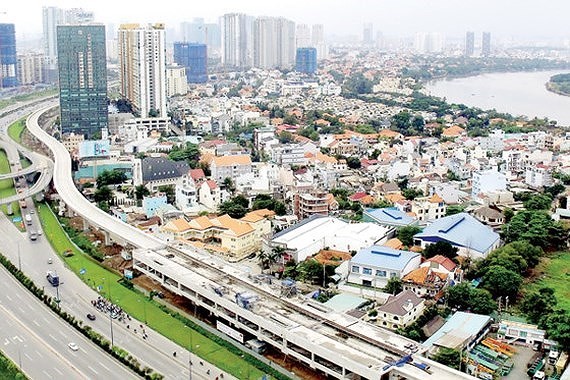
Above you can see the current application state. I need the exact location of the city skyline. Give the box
[2,0,570,42]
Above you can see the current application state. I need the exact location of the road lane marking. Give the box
[53,367,63,375]
[99,362,110,371]
[42,370,53,379]
[6,295,12,301]
[48,333,57,341]
[88,366,99,375]
[32,320,40,327]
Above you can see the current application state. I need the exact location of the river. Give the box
[425,70,570,126]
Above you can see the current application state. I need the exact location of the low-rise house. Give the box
[414,213,500,259]
[210,154,252,182]
[423,311,492,354]
[377,290,425,330]
[363,207,418,228]
[402,267,449,299]
[472,206,505,228]
[133,156,190,192]
[410,194,447,224]
[348,246,421,288]
[142,193,168,218]
[268,215,391,263]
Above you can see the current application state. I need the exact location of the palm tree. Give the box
[258,246,285,273]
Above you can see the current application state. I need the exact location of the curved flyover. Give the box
[26,106,165,250]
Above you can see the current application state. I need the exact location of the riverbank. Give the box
[545,73,570,97]
[426,70,570,125]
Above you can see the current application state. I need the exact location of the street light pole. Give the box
[17,242,21,271]
[109,310,114,348]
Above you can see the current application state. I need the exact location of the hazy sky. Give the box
[2,0,570,40]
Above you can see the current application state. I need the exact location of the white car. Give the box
[68,342,79,351]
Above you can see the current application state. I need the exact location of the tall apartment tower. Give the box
[221,13,253,68]
[311,24,327,60]
[482,32,491,56]
[363,23,374,45]
[465,31,475,56]
[0,23,18,88]
[295,47,317,74]
[173,42,207,83]
[57,25,108,138]
[118,23,167,118]
[43,7,94,83]
[253,17,295,70]
[296,24,311,48]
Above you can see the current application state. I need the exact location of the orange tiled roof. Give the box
[384,238,404,250]
[211,154,252,167]
[442,125,465,137]
[214,215,254,236]
[164,218,192,233]
[428,194,444,203]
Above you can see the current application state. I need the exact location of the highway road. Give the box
[0,211,233,380]
[0,261,138,379]
[26,106,164,250]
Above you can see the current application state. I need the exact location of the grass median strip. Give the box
[37,202,279,380]
[0,150,23,228]
[7,119,26,144]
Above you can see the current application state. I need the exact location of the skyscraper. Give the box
[0,23,18,88]
[295,47,317,74]
[221,13,253,68]
[253,17,295,70]
[311,24,327,60]
[57,25,107,138]
[363,23,374,45]
[482,32,491,56]
[173,42,207,83]
[118,23,167,118]
[465,31,475,56]
[43,7,95,83]
[296,24,310,48]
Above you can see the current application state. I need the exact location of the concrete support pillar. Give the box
[83,219,89,232]
[103,230,112,246]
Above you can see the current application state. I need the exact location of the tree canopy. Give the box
[502,210,567,249]
[481,265,522,299]
[422,241,458,259]
[96,169,127,187]
[397,226,422,247]
[446,283,496,314]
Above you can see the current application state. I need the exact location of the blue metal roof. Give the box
[351,246,420,271]
[364,207,417,227]
[414,213,499,255]
[422,311,492,349]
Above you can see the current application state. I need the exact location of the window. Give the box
[390,272,398,278]
[376,270,386,277]
[363,268,372,275]
[351,265,360,273]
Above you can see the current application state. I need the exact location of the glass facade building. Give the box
[0,23,18,88]
[173,42,208,83]
[57,25,108,138]
[295,47,317,74]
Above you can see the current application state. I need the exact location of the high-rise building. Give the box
[43,7,94,83]
[363,23,374,45]
[57,25,108,138]
[221,13,253,68]
[465,31,475,56]
[296,24,310,48]
[414,32,444,54]
[311,24,327,60]
[0,23,18,88]
[173,42,207,83]
[118,23,167,118]
[64,8,94,24]
[482,32,491,56]
[253,17,295,70]
[17,53,46,85]
[166,65,188,97]
[295,47,317,74]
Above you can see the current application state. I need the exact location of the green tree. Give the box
[346,156,362,169]
[222,177,236,193]
[168,143,200,166]
[297,259,324,284]
[503,210,567,249]
[94,185,113,203]
[397,226,422,247]
[422,241,458,259]
[540,310,570,352]
[135,184,150,201]
[402,188,423,200]
[158,185,175,204]
[383,277,403,295]
[278,131,294,144]
[96,169,127,187]
[523,193,553,210]
[446,283,496,314]
[432,348,461,370]
[520,287,557,324]
[283,114,299,125]
[482,265,522,298]
[445,205,465,216]
[218,195,250,218]
[544,184,566,198]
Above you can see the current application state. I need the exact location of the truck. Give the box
[24,214,32,225]
[46,271,59,287]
